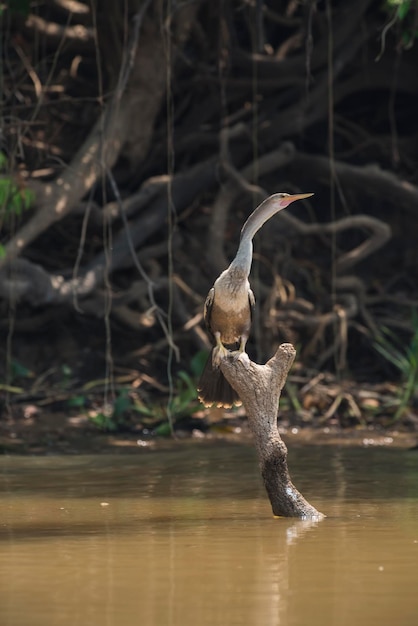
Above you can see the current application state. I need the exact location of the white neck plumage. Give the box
[228,194,289,277]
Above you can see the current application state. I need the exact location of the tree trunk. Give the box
[220,344,324,519]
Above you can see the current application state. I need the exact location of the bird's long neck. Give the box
[228,195,286,277]
[228,237,253,277]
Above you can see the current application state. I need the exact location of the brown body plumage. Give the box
[198,268,254,407]
[198,192,313,407]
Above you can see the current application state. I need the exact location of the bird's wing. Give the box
[203,287,215,335]
[248,288,256,318]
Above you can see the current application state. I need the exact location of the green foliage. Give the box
[88,389,132,432]
[392,0,411,20]
[284,381,302,412]
[383,0,418,50]
[58,364,74,391]
[0,359,32,394]
[67,395,87,408]
[10,359,33,380]
[89,410,120,432]
[170,369,202,416]
[0,153,35,225]
[134,366,203,436]
[133,350,208,435]
[189,350,208,378]
[154,421,172,437]
[87,364,204,434]
[373,314,418,420]
[0,180,34,221]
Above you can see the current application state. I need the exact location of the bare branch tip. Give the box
[275,342,297,359]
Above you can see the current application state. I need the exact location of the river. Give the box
[1,442,417,625]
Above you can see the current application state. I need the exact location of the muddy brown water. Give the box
[1,442,418,626]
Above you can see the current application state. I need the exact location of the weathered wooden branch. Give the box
[219,343,324,519]
[289,151,418,215]
[278,209,392,273]
[0,1,198,269]
[0,158,218,307]
[23,14,94,50]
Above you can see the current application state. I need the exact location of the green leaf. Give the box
[0,179,12,206]
[177,370,197,395]
[397,0,411,20]
[11,359,33,379]
[0,178,34,220]
[67,395,87,408]
[154,421,172,437]
[374,342,405,372]
[0,245,6,259]
[133,401,155,417]
[89,412,118,432]
[190,350,209,377]
[61,364,72,377]
[23,188,35,209]
[112,391,131,418]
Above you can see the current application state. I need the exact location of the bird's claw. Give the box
[230,349,249,363]
[212,343,229,367]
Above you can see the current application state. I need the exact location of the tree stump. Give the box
[220,343,324,519]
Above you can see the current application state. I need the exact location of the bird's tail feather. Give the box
[197,349,241,408]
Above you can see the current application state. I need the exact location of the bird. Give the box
[198,192,313,408]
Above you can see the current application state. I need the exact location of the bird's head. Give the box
[273,192,314,208]
[236,190,315,268]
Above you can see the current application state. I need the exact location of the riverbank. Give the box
[1,410,416,455]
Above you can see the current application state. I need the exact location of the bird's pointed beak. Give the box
[281,192,314,207]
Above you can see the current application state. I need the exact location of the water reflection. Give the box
[0,444,418,626]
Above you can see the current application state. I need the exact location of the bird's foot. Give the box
[229,349,250,363]
[212,343,229,367]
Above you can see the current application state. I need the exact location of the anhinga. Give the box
[198,192,313,408]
